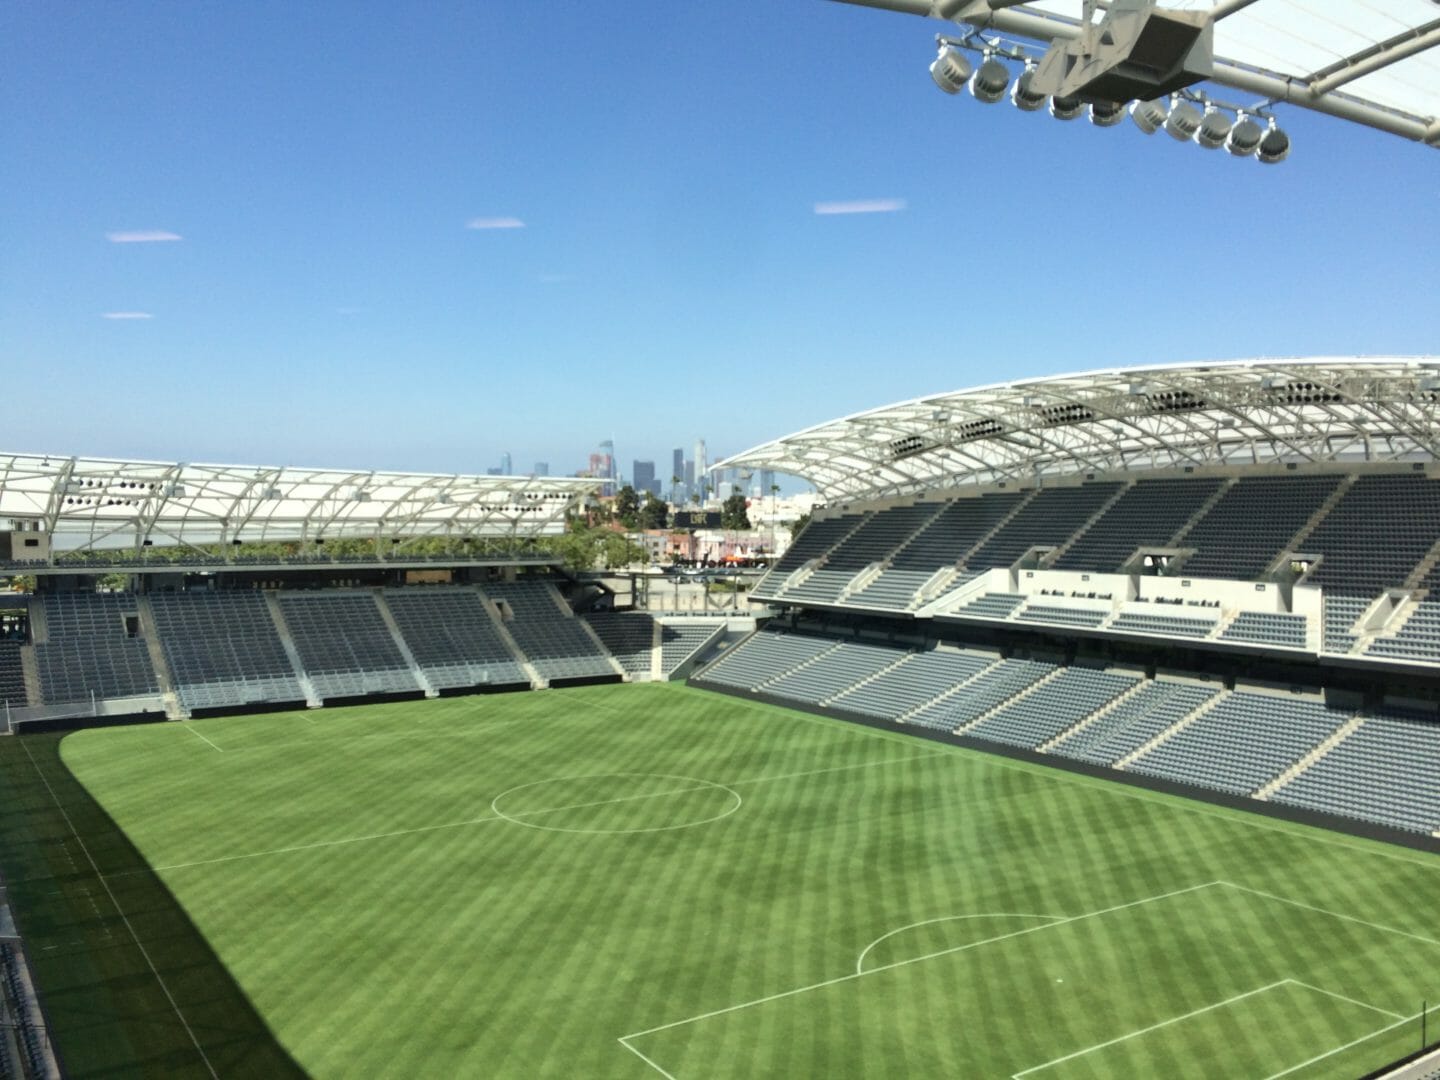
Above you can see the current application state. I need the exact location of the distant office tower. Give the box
[672,448,685,499]
[534,462,549,477]
[694,439,707,493]
[633,460,658,497]
[684,460,695,500]
[486,467,502,476]
[760,469,775,495]
[500,451,512,475]
[592,440,616,497]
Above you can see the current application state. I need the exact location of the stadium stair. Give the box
[373,590,438,697]
[1353,594,1418,654]
[1281,473,1358,568]
[1405,535,1440,589]
[820,648,913,706]
[1253,714,1367,800]
[1040,482,1133,566]
[892,651,998,725]
[25,600,47,644]
[474,588,545,688]
[1038,676,1149,753]
[135,596,188,719]
[1114,689,1225,770]
[837,562,884,604]
[752,639,845,692]
[954,664,1066,734]
[574,615,628,678]
[1165,477,1237,547]
[660,620,727,681]
[18,648,40,707]
[955,490,1037,565]
[263,592,323,707]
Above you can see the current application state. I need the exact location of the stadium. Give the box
[2,357,1440,1078]
[5,2,1440,1078]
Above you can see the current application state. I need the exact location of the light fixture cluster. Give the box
[929,42,1290,164]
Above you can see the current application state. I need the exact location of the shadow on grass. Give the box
[0,733,306,1080]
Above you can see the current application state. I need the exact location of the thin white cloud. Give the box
[106,230,183,243]
[813,198,907,216]
[465,216,525,230]
[101,311,154,320]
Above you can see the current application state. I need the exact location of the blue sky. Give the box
[4,1,1437,485]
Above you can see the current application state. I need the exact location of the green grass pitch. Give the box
[2,682,1438,1078]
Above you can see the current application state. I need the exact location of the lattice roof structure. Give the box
[0,454,595,552]
[719,358,1440,502]
[832,0,1440,147]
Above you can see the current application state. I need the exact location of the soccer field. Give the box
[2,683,1438,1078]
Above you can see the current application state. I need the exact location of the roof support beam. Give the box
[1307,22,1440,97]
[1208,0,1262,21]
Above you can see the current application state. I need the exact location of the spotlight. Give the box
[1089,100,1126,127]
[930,45,972,95]
[1164,98,1203,141]
[1049,94,1084,121]
[1010,63,1046,112]
[1193,105,1232,149]
[1225,112,1264,156]
[1129,98,1167,135]
[1257,118,1290,164]
[969,53,1010,104]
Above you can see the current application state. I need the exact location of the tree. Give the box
[789,512,811,537]
[639,491,669,531]
[614,485,641,529]
[721,493,750,530]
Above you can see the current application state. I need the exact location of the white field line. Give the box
[19,740,220,1080]
[1262,1007,1431,1080]
[123,746,941,876]
[1011,980,1290,1078]
[1282,978,1405,1020]
[145,815,506,873]
[621,881,1223,1042]
[1218,880,1440,951]
[182,724,224,753]
[618,1036,680,1080]
[856,913,1066,975]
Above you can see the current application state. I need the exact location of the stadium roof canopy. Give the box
[0,454,595,552]
[719,358,1440,502]
[832,0,1440,148]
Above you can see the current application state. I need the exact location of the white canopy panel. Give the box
[832,1,1440,145]
[719,357,1440,502]
[0,454,595,551]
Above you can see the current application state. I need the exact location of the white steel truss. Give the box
[719,357,1440,502]
[0,455,595,553]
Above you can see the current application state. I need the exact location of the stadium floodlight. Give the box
[930,44,973,95]
[969,53,1010,104]
[1089,100,1126,127]
[1225,112,1264,157]
[1164,98,1203,142]
[1129,98,1167,135]
[1010,63,1046,112]
[1049,94,1084,121]
[1193,105,1231,149]
[1257,118,1291,164]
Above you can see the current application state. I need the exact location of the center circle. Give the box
[489,772,742,834]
